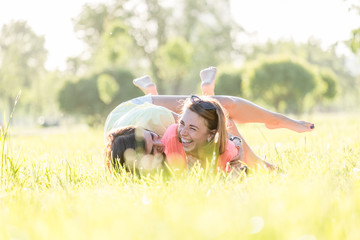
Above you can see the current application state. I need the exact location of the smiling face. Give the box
[177,109,214,157]
[143,130,164,156]
[123,129,165,171]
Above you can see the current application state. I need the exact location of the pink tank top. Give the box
[161,124,238,171]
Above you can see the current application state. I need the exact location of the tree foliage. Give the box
[72,0,242,94]
[349,28,360,54]
[155,37,193,94]
[97,73,120,104]
[214,67,242,96]
[245,39,347,77]
[0,21,47,114]
[91,20,134,71]
[58,68,140,126]
[243,39,354,110]
[318,68,338,100]
[347,2,360,54]
[247,57,319,114]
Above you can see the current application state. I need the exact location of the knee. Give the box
[216,96,236,112]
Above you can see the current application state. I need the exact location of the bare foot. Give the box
[133,75,158,95]
[241,146,274,171]
[265,115,315,133]
[287,120,315,133]
[200,66,217,95]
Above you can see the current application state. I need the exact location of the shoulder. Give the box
[161,124,179,143]
[161,124,187,169]
[161,124,182,154]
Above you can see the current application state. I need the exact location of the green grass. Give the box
[1,113,360,240]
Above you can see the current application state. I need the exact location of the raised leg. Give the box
[133,75,158,95]
[151,95,314,133]
[200,66,217,96]
[216,96,314,133]
[133,68,314,132]
[199,66,314,132]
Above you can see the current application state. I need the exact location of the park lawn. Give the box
[0,113,359,240]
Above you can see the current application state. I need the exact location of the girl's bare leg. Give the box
[134,66,218,96]
[133,76,158,95]
[152,95,188,113]
[227,119,276,171]
[137,67,314,133]
[215,95,314,133]
[199,66,314,132]
[151,95,314,133]
[200,66,217,96]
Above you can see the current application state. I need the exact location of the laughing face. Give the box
[143,130,164,156]
[124,129,165,171]
[177,109,215,157]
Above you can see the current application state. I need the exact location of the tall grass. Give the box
[1,91,21,184]
[1,112,359,239]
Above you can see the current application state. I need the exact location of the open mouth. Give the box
[181,138,193,147]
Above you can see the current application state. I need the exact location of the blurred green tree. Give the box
[246,57,321,114]
[97,73,119,104]
[214,66,242,96]
[349,27,360,54]
[72,0,243,94]
[91,20,135,71]
[72,3,109,50]
[0,21,47,114]
[58,68,140,126]
[347,2,360,54]
[245,39,348,78]
[155,37,193,94]
[244,40,353,111]
[318,68,338,100]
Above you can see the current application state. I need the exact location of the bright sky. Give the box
[230,0,359,45]
[0,0,359,71]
